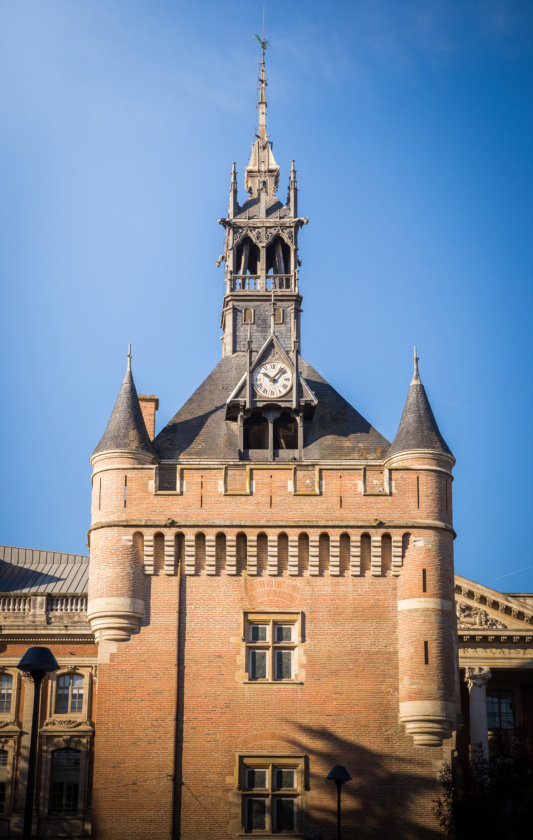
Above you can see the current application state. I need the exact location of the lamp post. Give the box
[327,765,352,840]
[17,646,59,840]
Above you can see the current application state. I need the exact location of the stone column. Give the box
[465,666,491,761]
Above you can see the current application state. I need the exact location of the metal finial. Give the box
[412,345,420,383]
[127,343,132,371]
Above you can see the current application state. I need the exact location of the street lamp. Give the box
[327,765,352,840]
[17,647,59,840]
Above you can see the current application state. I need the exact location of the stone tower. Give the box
[87,49,458,840]
[219,47,307,359]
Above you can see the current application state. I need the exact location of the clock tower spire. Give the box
[218,44,308,358]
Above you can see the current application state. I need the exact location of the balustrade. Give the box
[0,593,87,615]
[231,274,294,291]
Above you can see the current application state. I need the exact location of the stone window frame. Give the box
[0,736,18,818]
[242,612,304,685]
[46,667,92,723]
[234,753,307,836]
[38,733,92,823]
[0,667,19,720]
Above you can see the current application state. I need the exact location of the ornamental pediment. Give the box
[455,574,533,631]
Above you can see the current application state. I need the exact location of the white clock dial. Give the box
[253,362,293,398]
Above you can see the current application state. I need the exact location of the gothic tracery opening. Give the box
[235,236,259,277]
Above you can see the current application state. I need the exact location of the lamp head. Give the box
[17,647,59,675]
[327,765,352,784]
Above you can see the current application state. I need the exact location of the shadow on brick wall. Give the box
[284,722,443,840]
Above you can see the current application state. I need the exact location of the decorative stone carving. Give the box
[0,720,19,730]
[456,602,507,629]
[42,718,90,729]
[464,666,491,690]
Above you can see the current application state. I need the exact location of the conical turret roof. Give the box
[389,350,452,458]
[92,350,154,458]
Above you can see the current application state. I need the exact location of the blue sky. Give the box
[1,0,532,592]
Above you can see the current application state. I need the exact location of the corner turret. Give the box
[91,346,155,464]
[389,350,458,747]
[88,347,154,645]
[388,348,453,465]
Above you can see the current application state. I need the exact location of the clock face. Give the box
[253,362,293,398]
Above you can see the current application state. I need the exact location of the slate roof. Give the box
[154,353,390,461]
[233,196,292,220]
[389,375,452,458]
[92,362,154,458]
[0,545,88,594]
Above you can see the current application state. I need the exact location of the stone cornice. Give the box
[0,632,94,644]
[88,518,455,535]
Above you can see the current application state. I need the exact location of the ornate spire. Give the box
[228,161,238,218]
[245,34,279,200]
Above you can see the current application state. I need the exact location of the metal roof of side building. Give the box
[0,545,89,594]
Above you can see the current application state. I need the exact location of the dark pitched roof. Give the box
[234,196,292,220]
[92,362,154,458]
[389,371,452,458]
[153,354,389,461]
[0,545,88,594]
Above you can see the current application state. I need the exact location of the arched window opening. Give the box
[266,236,290,278]
[0,674,12,714]
[195,532,206,573]
[154,532,165,575]
[244,414,269,449]
[236,532,247,574]
[49,749,80,816]
[339,533,350,576]
[257,533,268,575]
[298,532,309,574]
[236,236,260,276]
[277,533,288,575]
[319,533,330,575]
[274,413,298,450]
[360,533,371,576]
[55,674,84,715]
[216,532,226,574]
[381,534,392,576]
[402,532,411,561]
